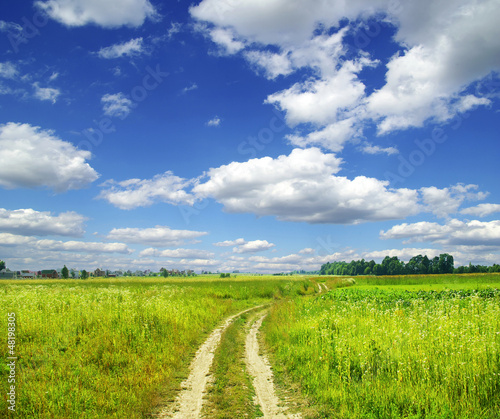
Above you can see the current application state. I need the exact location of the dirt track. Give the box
[245,312,301,418]
[156,306,262,418]
[156,304,300,418]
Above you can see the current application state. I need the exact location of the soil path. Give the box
[245,312,301,418]
[157,305,263,419]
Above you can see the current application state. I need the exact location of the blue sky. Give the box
[1,0,499,273]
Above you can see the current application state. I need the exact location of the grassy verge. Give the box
[202,312,260,419]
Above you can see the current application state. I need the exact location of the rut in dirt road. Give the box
[156,306,263,419]
[245,312,301,419]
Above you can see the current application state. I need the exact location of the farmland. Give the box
[264,274,500,418]
[1,273,499,418]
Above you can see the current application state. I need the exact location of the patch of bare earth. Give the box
[245,312,302,419]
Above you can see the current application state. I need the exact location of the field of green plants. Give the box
[0,276,302,418]
[1,273,499,418]
[264,274,500,418]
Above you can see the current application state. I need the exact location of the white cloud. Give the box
[419,184,488,218]
[181,83,198,94]
[209,27,245,54]
[193,147,420,224]
[97,38,145,59]
[0,208,87,237]
[0,233,132,254]
[138,248,214,259]
[106,226,208,247]
[381,219,500,247]
[266,59,369,127]
[233,240,275,254]
[244,50,293,79]
[33,82,61,103]
[192,0,500,150]
[101,93,133,118]
[213,238,246,247]
[0,122,99,192]
[461,203,500,217]
[206,116,221,127]
[35,0,158,28]
[299,248,315,255]
[359,142,398,156]
[98,172,196,210]
[0,62,18,79]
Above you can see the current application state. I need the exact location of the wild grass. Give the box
[0,277,303,418]
[264,287,500,418]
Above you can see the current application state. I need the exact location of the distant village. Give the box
[0,266,196,279]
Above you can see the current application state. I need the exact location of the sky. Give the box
[0,0,499,274]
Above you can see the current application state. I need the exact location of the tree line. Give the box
[320,254,500,276]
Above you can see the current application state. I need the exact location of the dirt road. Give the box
[156,305,300,418]
[156,306,262,418]
[245,312,301,418]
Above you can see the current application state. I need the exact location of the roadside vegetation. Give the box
[263,274,500,418]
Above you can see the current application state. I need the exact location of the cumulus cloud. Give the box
[0,122,99,192]
[208,27,245,54]
[213,238,246,247]
[191,0,500,150]
[106,225,208,247]
[0,233,132,254]
[193,147,420,224]
[419,184,488,218]
[461,203,500,217]
[33,82,61,103]
[381,219,500,247]
[138,248,214,259]
[233,240,275,254]
[101,93,133,118]
[0,208,87,237]
[35,0,158,28]
[97,38,145,59]
[98,172,196,209]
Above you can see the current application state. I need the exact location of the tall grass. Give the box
[0,277,302,418]
[264,288,500,418]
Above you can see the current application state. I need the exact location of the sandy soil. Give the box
[245,312,301,419]
[156,306,262,419]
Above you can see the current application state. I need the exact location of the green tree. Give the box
[81,270,88,280]
[61,265,69,279]
[0,260,5,271]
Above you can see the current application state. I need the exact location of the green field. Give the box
[1,273,499,418]
[0,276,304,418]
[265,274,500,418]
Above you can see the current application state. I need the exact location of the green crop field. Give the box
[1,273,499,418]
[264,274,500,418]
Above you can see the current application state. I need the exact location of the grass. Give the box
[263,280,500,418]
[0,276,304,418]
